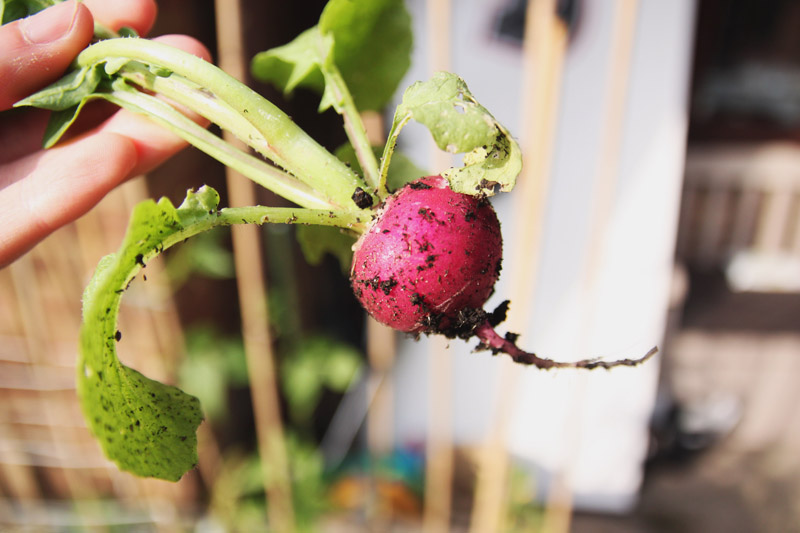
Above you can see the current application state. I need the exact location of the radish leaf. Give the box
[318,0,411,111]
[78,185,372,479]
[251,0,411,112]
[78,188,227,481]
[382,72,522,196]
[251,28,326,98]
[40,100,91,148]
[15,64,104,110]
[15,64,109,148]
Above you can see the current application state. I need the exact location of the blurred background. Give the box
[2,0,800,531]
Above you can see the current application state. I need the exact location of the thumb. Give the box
[0,0,94,110]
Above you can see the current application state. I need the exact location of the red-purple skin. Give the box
[350,175,502,334]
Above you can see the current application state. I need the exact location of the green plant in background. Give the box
[178,326,248,423]
[165,228,235,289]
[178,328,362,531]
[505,466,545,532]
[281,336,362,427]
[207,437,331,533]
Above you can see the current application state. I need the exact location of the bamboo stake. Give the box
[363,110,396,459]
[359,108,397,528]
[579,0,640,292]
[540,3,640,532]
[213,1,295,531]
[365,319,394,529]
[469,0,569,532]
[423,0,455,531]
[366,317,395,454]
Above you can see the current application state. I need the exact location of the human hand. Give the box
[0,0,211,267]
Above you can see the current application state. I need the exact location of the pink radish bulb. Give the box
[350,175,502,335]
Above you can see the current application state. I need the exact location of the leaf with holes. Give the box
[77,187,225,480]
[382,72,522,196]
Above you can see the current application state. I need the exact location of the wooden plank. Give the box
[424,1,454,531]
[755,187,794,253]
[729,188,762,253]
[696,187,731,266]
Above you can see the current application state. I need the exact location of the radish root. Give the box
[474,320,658,370]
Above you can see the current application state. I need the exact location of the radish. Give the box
[351,176,657,369]
[351,175,501,335]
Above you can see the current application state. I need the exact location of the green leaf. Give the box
[16,61,173,149]
[40,101,84,148]
[384,72,522,196]
[176,185,222,225]
[396,73,497,153]
[251,0,411,112]
[78,186,227,481]
[281,336,362,423]
[319,0,412,111]
[251,28,326,97]
[323,344,362,391]
[281,355,323,422]
[441,127,522,196]
[15,64,104,111]
[179,327,247,422]
[15,63,112,148]
[296,224,356,275]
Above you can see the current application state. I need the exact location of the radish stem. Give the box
[103,87,337,210]
[76,38,365,208]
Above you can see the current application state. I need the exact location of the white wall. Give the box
[390,0,696,512]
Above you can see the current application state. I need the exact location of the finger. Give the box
[92,34,213,177]
[0,34,214,266]
[0,0,94,110]
[152,33,213,63]
[0,132,137,267]
[82,0,158,36]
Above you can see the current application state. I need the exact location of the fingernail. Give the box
[21,1,79,44]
